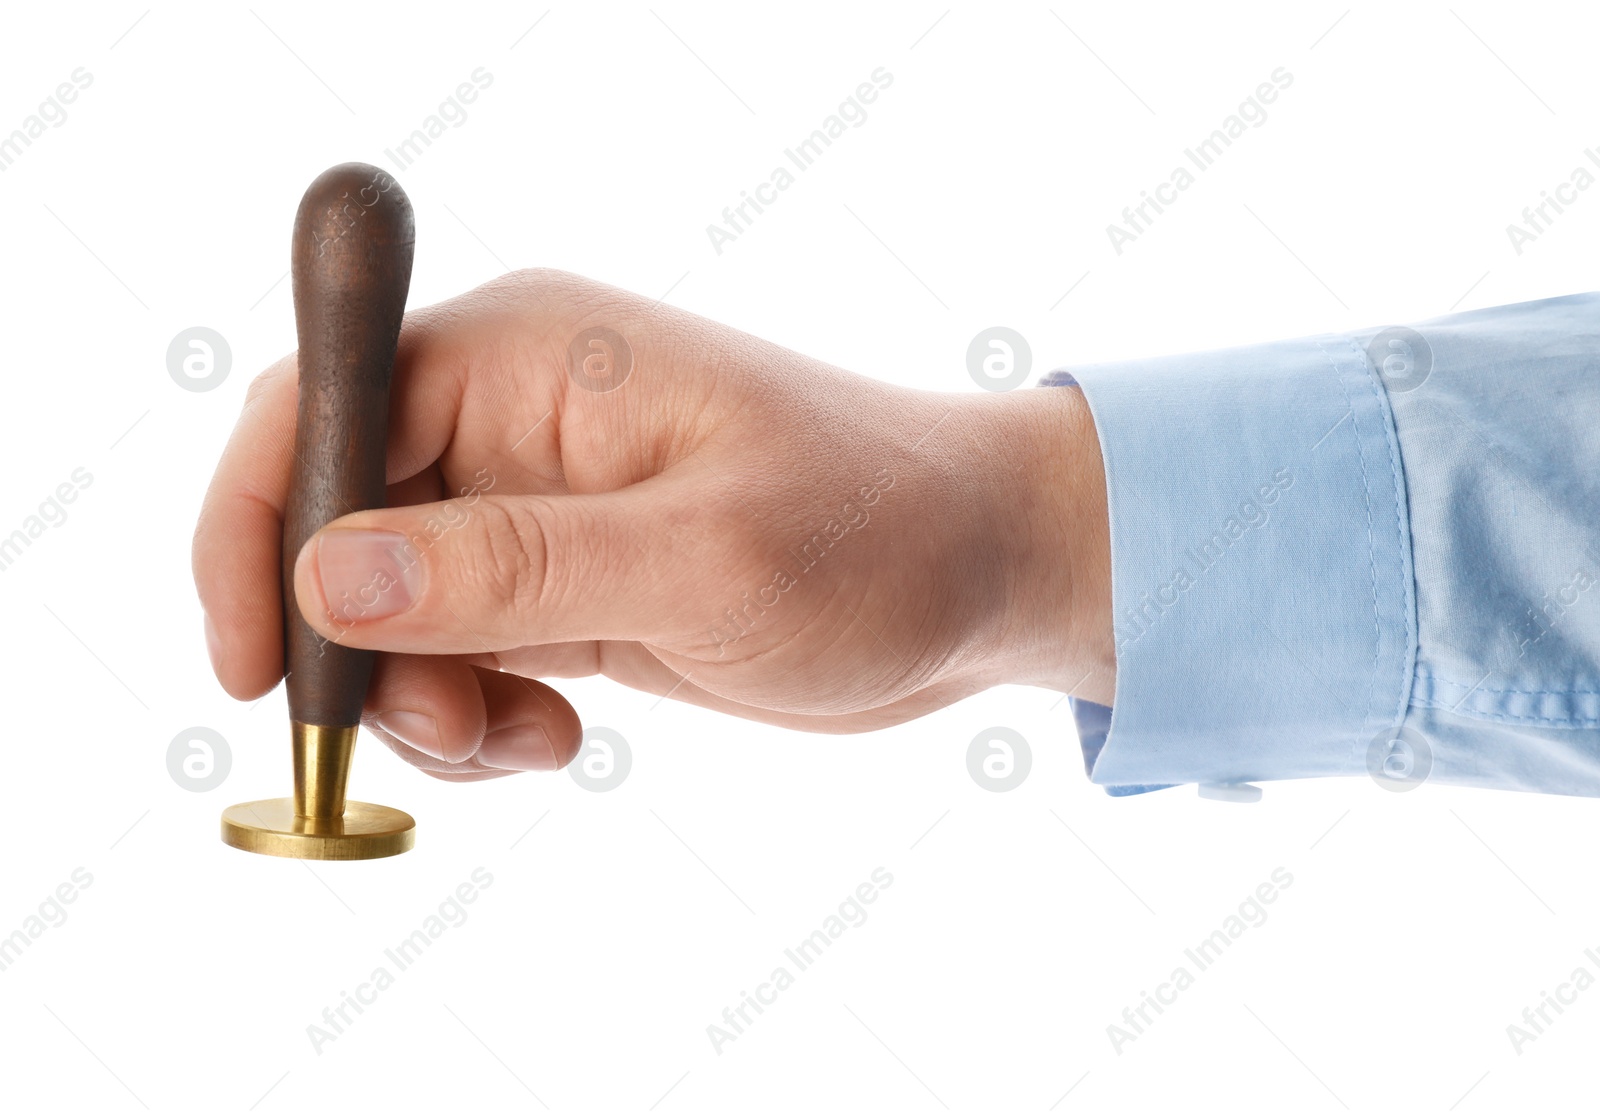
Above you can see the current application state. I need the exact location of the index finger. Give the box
[192,292,479,700]
[192,353,296,700]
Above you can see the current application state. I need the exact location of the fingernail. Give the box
[203,613,223,676]
[314,530,421,624]
[373,710,447,761]
[477,724,557,771]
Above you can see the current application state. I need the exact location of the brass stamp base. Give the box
[221,797,415,861]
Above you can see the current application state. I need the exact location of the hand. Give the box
[193,270,1114,782]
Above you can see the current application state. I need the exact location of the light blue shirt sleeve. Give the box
[1044,292,1600,797]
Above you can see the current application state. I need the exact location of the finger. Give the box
[291,480,722,654]
[193,369,453,703]
[363,652,487,765]
[192,355,296,699]
[470,667,583,771]
[363,661,581,777]
[422,767,520,783]
[190,359,450,700]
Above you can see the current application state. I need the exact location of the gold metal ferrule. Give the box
[293,721,357,821]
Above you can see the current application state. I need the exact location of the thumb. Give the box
[292,481,714,654]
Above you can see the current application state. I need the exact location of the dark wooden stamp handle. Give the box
[283,163,414,726]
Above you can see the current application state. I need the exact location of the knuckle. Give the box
[493,268,616,321]
[469,500,552,627]
[509,266,568,288]
[485,267,581,306]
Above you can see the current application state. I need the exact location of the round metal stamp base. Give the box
[221,798,415,861]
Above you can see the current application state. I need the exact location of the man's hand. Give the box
[192,270,1114,781]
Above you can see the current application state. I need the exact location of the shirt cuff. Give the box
[1042,331,1417,793]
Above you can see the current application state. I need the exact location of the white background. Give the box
[0,1,1595,1116]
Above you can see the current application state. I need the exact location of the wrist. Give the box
[975,385,1116,704]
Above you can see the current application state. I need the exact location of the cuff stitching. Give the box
[1317,339,1385,736]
